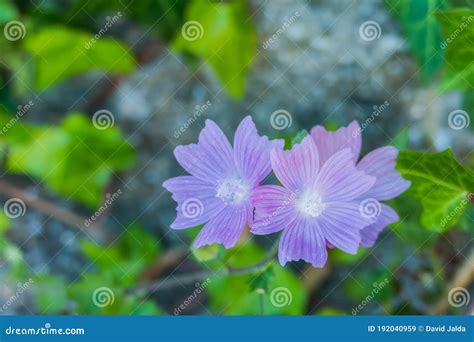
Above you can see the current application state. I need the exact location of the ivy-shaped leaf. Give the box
[24,26,135,90]
[386,0,446,82]
[173,0,257,98]
[1,112,135,207]
[397,149,474,231]
[435,8,474,91]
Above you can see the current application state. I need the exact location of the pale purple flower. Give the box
[163,116,284,248]
[251,135,378,267]
[311,121,410,247]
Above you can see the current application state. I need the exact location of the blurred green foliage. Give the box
[24,26,135,91]
[34,225,162,315]
[386,0,447,83]
[436,8,474,91]
[173,0,257,98]
[0,112,135,207]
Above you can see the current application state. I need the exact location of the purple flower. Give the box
[251,135,377,267]
[163,116,283,248]
[311,121,410,247]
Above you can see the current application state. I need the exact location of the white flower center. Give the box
[216,179,250,205]
[297,191,326,218]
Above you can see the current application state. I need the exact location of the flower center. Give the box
[216,179,250,205]
[297,191,326,218]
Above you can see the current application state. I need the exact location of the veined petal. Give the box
[271,136,319,192]
[278,217,328,268]
[194,203,251,249]
[311,120,361,167]
[357,146,411,200]
[251,185,298,235]
[174,119,234,182]
[163,176,225,229]
[318,202,374,254]
[316,149,375,202]
[234,116,284,184]
[360,203,399,247]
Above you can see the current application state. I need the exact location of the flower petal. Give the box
[234,116,284,184]
[174,119,234,182]
[251,185,298,235]
[278,217,328,268]
[163,176,225,229]
[194,203,251,249]
[316,149,375,202]
[311,120,361,167]
[357,146,411,200]
[319,202,374,254]
[271,135,319,191]
[360,203,399,247]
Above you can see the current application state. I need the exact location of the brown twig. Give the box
[133,243,279,295]
[0,179,110,242]
[431,249,474,314]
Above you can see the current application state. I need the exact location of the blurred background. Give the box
[0,0,472,315]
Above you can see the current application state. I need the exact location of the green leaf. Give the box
[192,243,225,264]
[24,26,135,90]
[208,242,306,315]
[0,0,18,24]
[436,9,474,91]
[386,0,446,82]
[291,130,308,146]
[397,149,474,231]
[34,275,68,314]
[80,225,160,286]
[3,113,135,207]
[173,0,257,98]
